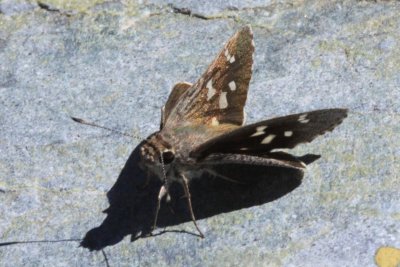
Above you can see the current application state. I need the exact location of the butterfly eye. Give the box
[160,150,175,165]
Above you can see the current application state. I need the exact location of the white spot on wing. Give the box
[228,81,236,91]
[211,117,219,126]
[284,131,293,137]
[229,55,235,63]
[298,114,310,123]
[261,134,276,144]
[206,79,216,100]
[298,114,307,120]
[219,92,228,109]
[251,126,268,137]
[240,148,249,151]
[225,49,231,61]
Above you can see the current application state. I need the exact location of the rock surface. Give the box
[0,1,399,266]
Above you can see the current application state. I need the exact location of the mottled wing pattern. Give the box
[161,82,192,129]
[164,26,254,129]
[190,109,348,159]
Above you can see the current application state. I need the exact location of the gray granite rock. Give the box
[1,1,399,266]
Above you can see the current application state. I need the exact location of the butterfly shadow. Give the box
[81,142,315,251]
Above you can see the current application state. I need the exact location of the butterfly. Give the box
[137,26,347,238]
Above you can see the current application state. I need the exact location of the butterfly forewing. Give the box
[164,26,255,129]
[190,109,348,159]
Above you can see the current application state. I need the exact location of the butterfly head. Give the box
[140,133,176,176]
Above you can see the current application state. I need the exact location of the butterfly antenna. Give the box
[0,238,81,247]
[71,117,141,141]
[151,152,169,232]
[159,153,168,184]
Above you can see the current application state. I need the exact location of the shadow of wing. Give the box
[81,143,307,250]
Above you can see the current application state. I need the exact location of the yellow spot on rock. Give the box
[375,246,400,267]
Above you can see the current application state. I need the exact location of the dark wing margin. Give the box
[190,109,348,159]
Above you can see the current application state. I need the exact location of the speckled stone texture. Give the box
[0,1,399,266]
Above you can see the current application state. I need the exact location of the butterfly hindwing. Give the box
[161,82,192,129]
[190,109,348,159]
[199,152,306,185]
[164,26,254,129]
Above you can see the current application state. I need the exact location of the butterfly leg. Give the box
[180,173,205,238]
[152,184,168,232]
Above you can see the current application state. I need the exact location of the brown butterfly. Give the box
[137,26,348,237]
